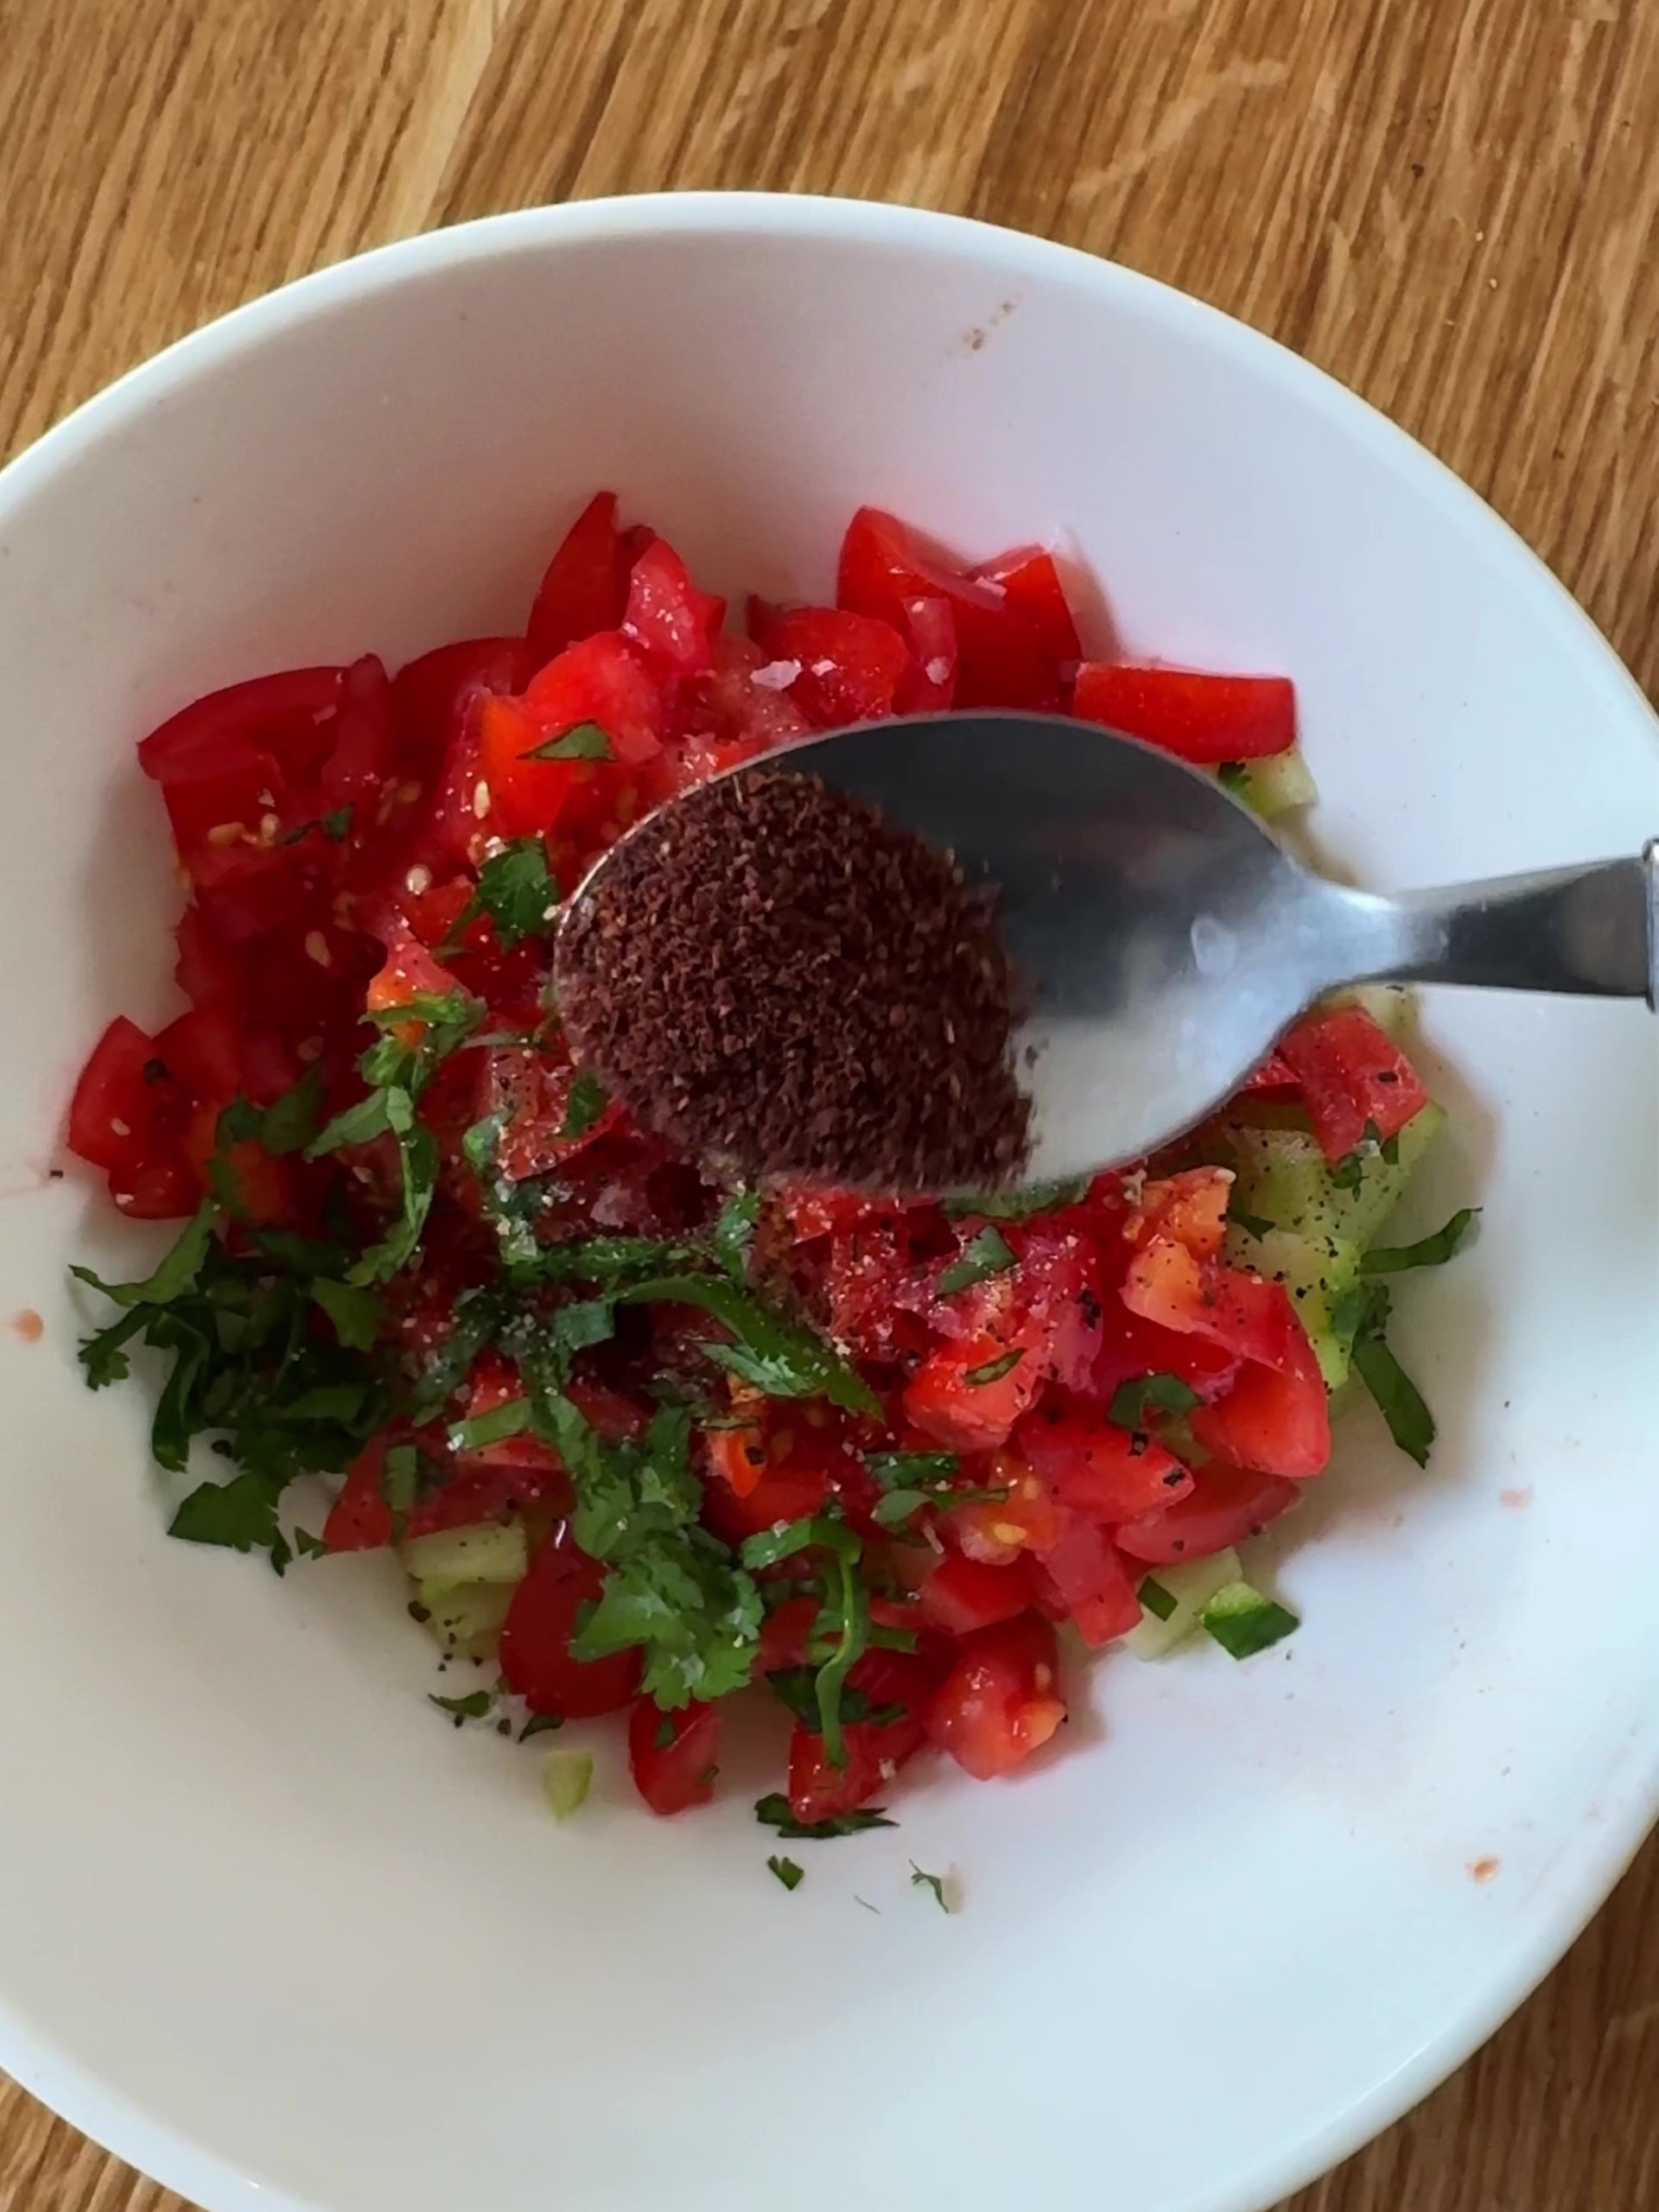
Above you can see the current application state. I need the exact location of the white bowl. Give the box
[1,194,1656,2212]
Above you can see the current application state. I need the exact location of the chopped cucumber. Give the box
[1229,1223,1361,1389]
[1125,1548,1243,1660]
[544,1749,594,1821]
[401,1520,528,1592]
[1221,1099,1445,1253]
[1201,1579,1300,1658]
[1338,983,1414,1040]
[417,1578,514,1659]
[1229,749,1318,818]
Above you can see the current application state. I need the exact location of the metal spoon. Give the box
[557,711,1657,1185]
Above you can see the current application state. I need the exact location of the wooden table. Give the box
[3,1,1657,2205]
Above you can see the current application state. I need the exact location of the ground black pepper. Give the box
[556,766,1031,1192]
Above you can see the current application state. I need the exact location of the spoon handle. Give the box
[1321,844,1657,1004]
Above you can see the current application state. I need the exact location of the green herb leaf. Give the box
[870,1484,1008,1530]
[259,1066,327,1155]
[522,720,612,762]
[910,1862,954,1912]
[1351,1328,1436,1466]
[323,805,353,841]
[944,1175,1090,1223]
[963,1347,1024,1388]
[169,1468,285,1558]
[611,1272,880,1415]
[1216,761,1250,795]
[754,1792,896,1840]
[455,837,561,950]
[519,1712,565,1740]
[1109,1373,1201,1427]
[309,1277,385,1351]
[448,1396,533,1452]
[866,1451,961,1489]
[306,1087,398,1158]
[70,1199,218,1309]
[740,1514,861,1572]
[712,1189,763,1281]
[560,1069,608,1141]
[937,1225,1017,1296]
[1361,1207,1479,1275]
[1230,1209,1275,1242]
[429,1688,494,1723]
[768,1853,805,1891]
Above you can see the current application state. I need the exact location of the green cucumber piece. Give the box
[1125,1548,1243,1660]
[1224,1099,1446,1253]
[544,1749,594,1821]
[416,1578,515,1658]
[401,1520,528,1592]
[1201,1579,1300,1659]
[1230,750,1319,817]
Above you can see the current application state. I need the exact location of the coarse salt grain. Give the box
[925,658,951,684]
[750,659,802,690]
[810,658,836,677]
[110,1117,130,1137]
[404,864,432,895]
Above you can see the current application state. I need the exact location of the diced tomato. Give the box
[786,1649,937,1824]
[629,1699,721,1815]
[756,1592,820,1673]
[973,546,1082,663]
[483,1046,624,1181]
[519,632,664,767]
[700,1453,832,1546]
[893,594,957,713]
[174,906,247,1012]
[706,1421,767,1498]
[322,1439,395,1551]
[521,492,633,678]
[67,1015,168,1173]
[749,604,911,728]
[107,1148,199,1219]
[1115,1462,1301,1565]
[391,638,519,779]
[1016,1395,1194,1521]
[1031,1511,1142,1646]
[159,748,285,874]
[838,506,1063,709]
[1071,664,1297,764]
[1125,1167,1232,1262]
[904,1335,1044,1450]
[155,1006,243,1104]
[1091,1302,1242,1405]
[1122,1237,1302,1372]
[1274,1006,1429,1164]
[499,1532,642,1718]
[1191,1325,1332,1478]
[621,538,725,680]
[365,923,465,1020]
[673,632,814,756]
[1245,1049,1297,1093]
[904,1227,1103,1449]
[926,1615,1066,1780]
[918,1552,1036,1636]
[320,654,394,808]
[137,666,345,785]
[182,1101,290,1224]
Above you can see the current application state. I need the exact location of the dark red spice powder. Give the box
[556,767,1031,1192]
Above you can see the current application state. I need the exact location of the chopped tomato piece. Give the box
[838,506,1063,710]
[1122,1237,1302,1372]
[786,1649,937,1823]
[519,632,664,766]
[1191,1325,1332,1478]
[391,637,518,777]
[1016,1395,1194,1521]
[137,666,345,785]
[68,1016,169,1173]
[1071,664,1296,763]
[629,1699,721,1815]
[323,1439,395,1552]
[621,538,725,679]
[1115,1462,1301,1565]
[1274,1006,1429,1163]
[749,604,911,728]
[972,545,1082,663]
[706,1421,767,1499]
[521,492,632,678]
[1032,1511,1142,1646]
[499,1533,642,1719]
[918,1553,1036,1636]
[1125,1167,1232,1262]
[926,1615,1066,1780]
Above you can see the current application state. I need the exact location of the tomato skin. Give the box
[391,638,518,778]
[519,632,664,766]
[174,906,247,1012]
[137,665,345,784]
[1125,1167,1232,1262]
[1091,1302,1241,1405]
[1032,1511,1142,1646]
[750,604,912,728]
[903,1334,1042,1450]
[1071,664,1296,763]
[1016,1395,1194,1521]
[521,492,632,679]
[68,1016,168,1173]
[499,1533,642,1718]
[1274,1006,1429,1164]
[107,1150,200,1219]
[323,1439,395,1551]
[786,1650,938,1823]
[973,546,1082,663]
[1122,1237,1301,1371]
[705,1421,767,1498]
[483,1046,625,1181]
[1115,1462,1301,1565]
[756,1592,820,1673]
[155,1006,243,1103]
[927,1615,1066,1780]
[918,1552,1036,1636]
[628,1699,721,1815]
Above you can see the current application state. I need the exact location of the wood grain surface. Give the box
[1,0,1656,2206]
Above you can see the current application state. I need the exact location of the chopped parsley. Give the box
[522,720,612,762]
[944,1175,1089,1222]
[754,1792,896,1840]
[937,1225,1017,1296]
[451,836,561,950]
[429,1688,495,1724]
[712,1188,763,1281]
[963,1347,1024,1388]
[768,1853,805,1891]
[1332,1281,1436,1465]
[910,1863,954,1912]
[559,1069,608,1141]
[1109,1373,1200,1427]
